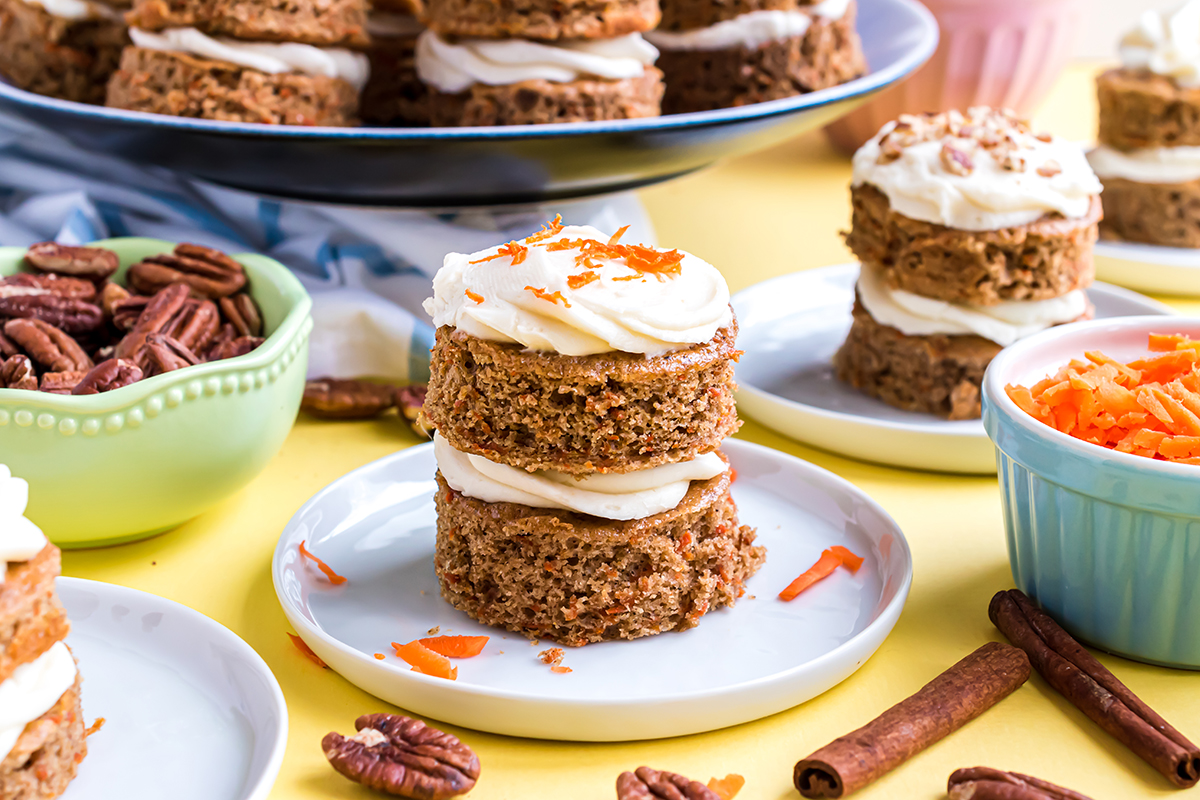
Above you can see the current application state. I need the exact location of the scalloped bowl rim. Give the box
[0,237,312,412]
[0,0,937,140]
[984,315,1200,480]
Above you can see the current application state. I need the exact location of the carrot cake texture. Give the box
[422,220,763,644]
[1089,2,1200,247]
[0,0,127,104]
[646,0,864,114]
[0,465,87,800]
[106,0,370,124]
[836,108,1103,419]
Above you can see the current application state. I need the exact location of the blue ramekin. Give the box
[982,316,1200,670]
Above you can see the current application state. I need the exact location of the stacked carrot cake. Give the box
[0,466,86,800]
[105,0,371,124]
[0,0,127,103]
[837,108,1103,420]
[647,0,864,114]
[422,219,763,645]
[413,0,663,125]
[1088,0,1200,247]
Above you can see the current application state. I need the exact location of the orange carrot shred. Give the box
[567,271,600,289]
[470,240,528,265]
[828,545,864,573]
[418,635,489,658]
[708,774,746,800]
[287,633,328,668]
[525,214,564,244]
[550,665,573,674]
[778,550,842,601]
[84,718,106,737]
[465,289,484,304]
[392,641,458,680]
[374,653,386,660]
[525,285,571,307]
[608,225,630,245]
[298,540,347,585]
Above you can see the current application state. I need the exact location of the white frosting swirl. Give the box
[1120,1,1200,88]
[646,0,849,51]
[435,434,727,520]
[857,264,1088,347]
[414,31,658,93]
[21,0,121,21]
[1087,144,1200,184]
[129,28,371,91]
[0,466,48,585]
[423,223,732,356]
[0,642,77,762]
[853,120,1101,231]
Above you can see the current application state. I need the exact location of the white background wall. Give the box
[1078,0,1160,58]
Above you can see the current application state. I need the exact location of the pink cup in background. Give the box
[826,0,1085,153]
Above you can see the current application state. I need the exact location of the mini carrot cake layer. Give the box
[420,0,658,42]
[837,108,1103,419]
[413,32,664,125]
[422,223,740,474]
[0,0,127,104]
[124,0,369,46]
[433,448,763,645]
[647,0,864,114]
[1089,2,1200,247]
[0,466,86,800]
[846,108,1102,306]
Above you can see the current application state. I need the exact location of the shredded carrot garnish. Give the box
[288,633,328,668]
[567,271,600,289]
[729,468,738,484]
[298,540,347,585]
[1007,334,1200,464]
[525,214,565,244]
[608,225,630,245]
[84,718,106,737]
[419,635,489,658]
[544,237,684,279]
[778,547,861,602]
[525,286,570,307]
[374,653,386,660]
[707,774,746,800]
[392,640,458,680]
[465,289,484,304]
[550,665,573,674]
[470,240,528,265]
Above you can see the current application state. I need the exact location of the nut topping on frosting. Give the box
[876,108,1052,174]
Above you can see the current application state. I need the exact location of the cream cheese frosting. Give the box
[857,264,1088,347]
[129,28,371,91]
[22,0,121,21]
[1087,143,1200,184]
[435,433,727,520]
[0,465,48,585]
[414,31,658,93]
[1120,0,1200,88]
[646,0,849,51]
[852,108,1102,231]
[422,222,732,356]
[0,642,77,762]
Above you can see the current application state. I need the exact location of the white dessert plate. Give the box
[58,578,288,800]
[732,264,1175,474]
[1095,239,1200,297]
[272,438,912,742]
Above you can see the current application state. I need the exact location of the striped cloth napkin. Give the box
[0,113,654,382]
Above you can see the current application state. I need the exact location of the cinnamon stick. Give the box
[990,589,1200,788]
[948,767,1093,800]
[793,642,1032,798]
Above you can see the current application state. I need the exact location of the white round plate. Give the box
[272,438,912,742]
[732,264,1175,474]
[59,578,287,800]
[1095,239,1200,297]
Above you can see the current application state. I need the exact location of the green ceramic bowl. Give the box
[0,238,312,548]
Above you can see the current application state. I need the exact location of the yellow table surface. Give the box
[64,63,1200,800]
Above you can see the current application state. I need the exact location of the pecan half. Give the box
[4,318,93,373]
[0,329,19,359]
[100,282,133,318]
[948,767,1093,800]
[2,272,98,301]
[164,298,220,353]
[127,244,247,299]
[0,355,37,391]
[206,335,262,362]
[0,294,104,333]
[25,242,119,281]
[323,714,480,799]
[940,143,975,176]
[40,371,87,394]
[219,293,263,337]
[72,359,143,395]
[303,378,397,419]
[111,296,149,331]
[617,767,719,800]
[115,283,191,359]
[395,385,433,439]
[138,333,201,375]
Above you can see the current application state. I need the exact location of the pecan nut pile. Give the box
[617,767,720,800]
[0,242,268,395]
[302,378,432,439]
[323,714,480,799]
